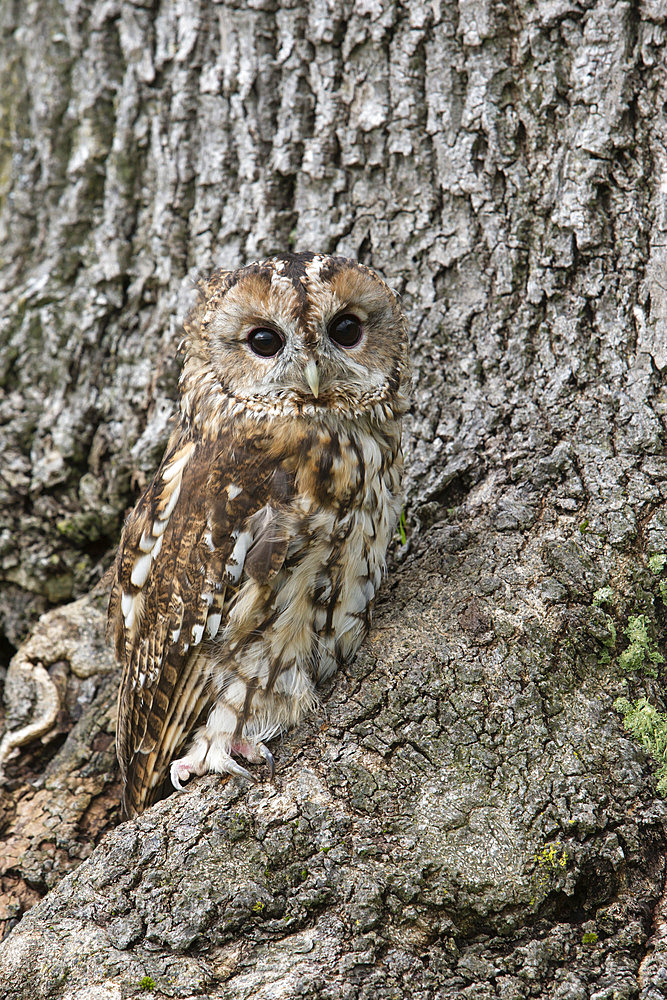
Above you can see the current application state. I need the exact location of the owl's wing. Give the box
[108,433,292,816]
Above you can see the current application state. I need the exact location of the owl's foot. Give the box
[231,740,275,779]
[171,749,252,788]
[170,741,274,792]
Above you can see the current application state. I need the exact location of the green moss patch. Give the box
[615,697,667,795]
[618,615,664,678]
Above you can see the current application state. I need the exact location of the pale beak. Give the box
[304,360,319,399]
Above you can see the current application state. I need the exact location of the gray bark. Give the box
[1,0,667,996]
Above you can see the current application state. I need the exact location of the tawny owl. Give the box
[108,251,410,816]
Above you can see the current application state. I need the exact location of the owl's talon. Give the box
[258,743,275,779]
[171,759,195,791]
[224,757,254,782]
[230,740,274,779]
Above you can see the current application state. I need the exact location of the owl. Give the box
[108,251,410,816]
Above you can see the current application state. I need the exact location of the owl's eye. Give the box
[247,328,284,358]
[328,313,363,349]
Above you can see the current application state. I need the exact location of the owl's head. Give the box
[180,252,410,427]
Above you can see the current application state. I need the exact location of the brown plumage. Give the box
[108,251,410,816]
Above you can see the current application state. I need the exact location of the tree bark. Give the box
[2,0,667,996]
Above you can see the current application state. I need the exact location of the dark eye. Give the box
[328,313,363,348]
[247,328,283,358]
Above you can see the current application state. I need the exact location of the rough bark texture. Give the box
[2,0,667,996]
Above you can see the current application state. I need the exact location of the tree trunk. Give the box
[2,0,667,996]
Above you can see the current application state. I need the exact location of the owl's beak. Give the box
[304,360,319,399]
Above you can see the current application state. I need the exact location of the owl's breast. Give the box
[275,421,403,681]
[217,418,403,698]
[283,416,402,512]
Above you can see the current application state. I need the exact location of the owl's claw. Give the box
[258,743,275,779]
[224,757,254,781]
[171,759,195,791]
[231,740,275,780]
